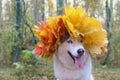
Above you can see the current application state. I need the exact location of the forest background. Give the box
[0,0,120,80]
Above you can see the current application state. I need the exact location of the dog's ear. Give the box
[61,34,70,43]
[78,33,84,42]
[79,33,84,39]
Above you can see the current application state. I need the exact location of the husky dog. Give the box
[53,37,94,80]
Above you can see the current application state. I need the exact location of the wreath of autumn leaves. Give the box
[34,7,108,58]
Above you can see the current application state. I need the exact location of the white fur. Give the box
[53,38,94,80]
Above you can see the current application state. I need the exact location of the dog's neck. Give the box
[53,52,93,80]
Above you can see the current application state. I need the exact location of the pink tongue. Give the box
[74,57,83,68]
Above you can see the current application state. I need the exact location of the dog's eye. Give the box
[67,40,73,43]
[80,39,83,43]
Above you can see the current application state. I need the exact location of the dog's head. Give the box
[56,37,90,69]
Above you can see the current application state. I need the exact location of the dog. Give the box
[53,37,94,80]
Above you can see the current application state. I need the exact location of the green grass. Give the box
[0,66,120,80]
[93,66,120,80]
[0,68,17,80]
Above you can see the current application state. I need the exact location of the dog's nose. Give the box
[77,48,84,56]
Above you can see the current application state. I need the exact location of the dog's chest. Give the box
[54,67,90,80]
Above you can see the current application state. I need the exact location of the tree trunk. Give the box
[57,0,64,15]
[73,0,76,7]
[42,0,45,20]
[11,0,23,62]
[0,0,2,27]
[85,1,89,12]
[34,0,39,25]
[102,0,113,65]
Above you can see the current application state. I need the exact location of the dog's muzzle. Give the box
[67,48,85,68]
[68,51,75,63]
[77,48,84,56]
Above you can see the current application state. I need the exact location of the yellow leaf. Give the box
[66,20,76,37]
[40,30,48,37]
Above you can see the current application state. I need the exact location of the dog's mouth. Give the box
[68,51,83,68]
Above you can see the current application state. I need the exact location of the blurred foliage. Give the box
[12,50,55,80]
[12,50,41,80]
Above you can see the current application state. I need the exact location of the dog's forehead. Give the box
[68,37,82,42]
[61,35,70,43]
[61,35,83,43]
